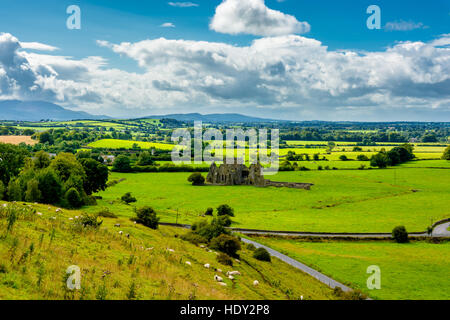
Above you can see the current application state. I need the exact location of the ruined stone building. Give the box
[206,163,313,190]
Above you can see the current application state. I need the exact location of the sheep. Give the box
[214,275,223,282]
[68,218,74,221]
[227,271,241,276]
[2,203,7,208]
[253,280,259,286]
[114,224,121,227]
[228,275,235,280]
[119,231,123,235]
[167,248,175,253]
[55,208,62,213]
[204,264,210,269]
[36,212,43,216]
[218,282,227,287]
[185,261,192,266]
[126,234,130,238]
[146,247,154,251]
[216,269,222,273]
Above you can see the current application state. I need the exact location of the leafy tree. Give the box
[33,151,51,169]
[112,155,132,173]
[205,207,214,216]
[25,179,41,203]
[0,143,29,186]
[50,153,86,182]
[36,168,63,204]
[0,180,4,200]
[442,146,450,160]
[339,155,348,161]
[217,204,234,217]
[121,192,137,204]
[137,151,154,166]
[370,152,390,168]
[392,226,409,243]
[210,234,241,258]
[7,179,22,201]
[188,172,205,186]
[357,154,369,161]
[79,158,109,195]
[39,131,54,145]
[134,206,159,229]
[65,187,82,208]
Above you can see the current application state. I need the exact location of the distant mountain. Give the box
[0,100,109,121]
[140,113,281,123]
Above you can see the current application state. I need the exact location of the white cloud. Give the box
[210,0,310,36]
[160,22,176,28]
[20,42,59,51]
[1,32,449,120]
[385,20,428,31]
[168,2,198,7]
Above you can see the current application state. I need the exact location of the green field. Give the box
[87,164,450,233]
[0,202,335,300]
[250,237,450,300]
[88,139,174,150]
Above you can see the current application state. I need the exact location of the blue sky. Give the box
[0,0,449,120]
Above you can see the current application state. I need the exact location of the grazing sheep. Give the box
[126,234,130,238]
[146,247,154,251]
[217,269,222,273]
[200,245,206,248]
[2,204,7,208]
[55,208,62,213]
[228,275,235,280]
[114,224,121,227]
[167,249,175,253]
[204,264,210,269]
[253,280,259,286]
[235,259,241,263]
[51,217,56,220]
[227,271,241,276]
[119,231,123,235]
[218,282,227,287]
[68,218,74,221]
[36,212,43,216]
[185,261,192,266]
[214,275,223,282]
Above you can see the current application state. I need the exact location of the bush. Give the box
[339,155,348,161]
[216,253,233,266]
[392,226,409,243]
[357,154,369,161]
[246,243,256,251]
[205,207,214,216]
[112,155,132,173]
[188,172,205,186]
[121,192,137,204]
[253,247,271,262]
[442,145,450,160]
[181,232,208,245]
[65,188,82,208]
[217,204,234,217]
[210,234,241,258]
[191,219,228,242]
[97,208,117,218]
[134,206,159,229]
[217,215,232,227]
[78,213,103,229]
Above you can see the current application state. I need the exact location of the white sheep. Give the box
[146,247,154,251]
[217,269,222,273]
[228,275,235,280]
[214,275,223,282]
[204,263,210,269]
[227,271,241,276]
[55,208,62,213]
[253,280,259,286]
[68,218,74,221]
[185,261,192,266]
[218,282,227,287]
[119,231,123,235]
[36,212,43,216]
[167,248,175,253]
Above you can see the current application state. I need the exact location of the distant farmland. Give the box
[0,135,36,145]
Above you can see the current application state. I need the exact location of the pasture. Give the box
[250,237,450,300]
[87,164,450,233]
[0,135,36,145]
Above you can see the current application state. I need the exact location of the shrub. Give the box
[210,234,241,258]
[392,226,409,243]
[246,243,256,251]
[217,215,232,227]
[121,192,137,204]
[78,213,103,229]
[442,145,450,160]
[181,232,208,245]
[188,172,205,186]
[333,287,367,300]
[205,207,214,216]
[216,253,233,266]
[253,247,271,262]
[97,208,118,218]
[339,155,348,161]
[112,155,132,173]
[191,219,228,241]
[217,204,234,217]
[134,206,159,229]
[357,154,369,161]
[65,188,82,208]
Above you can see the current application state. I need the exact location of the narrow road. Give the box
[432,222,450,237]
[241,237,353,293]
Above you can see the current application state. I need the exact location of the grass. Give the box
[0,201,335,300]
[250,237,450,300]
[86,164,450,233]
[88,139,174,150]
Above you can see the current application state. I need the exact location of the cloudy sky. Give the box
[0,0,449,121]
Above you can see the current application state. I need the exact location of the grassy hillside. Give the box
[251,237,450,300]
[86,166,450,233]
[0,201,335,300]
